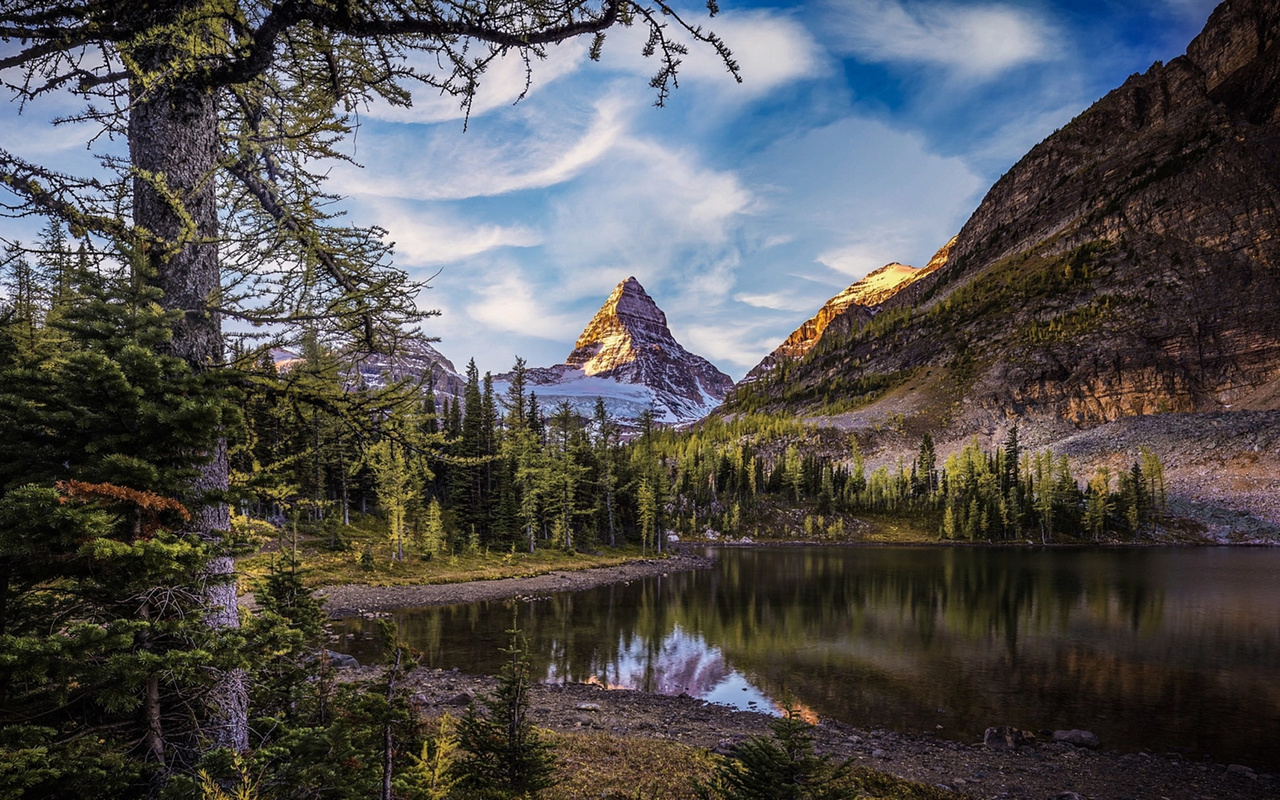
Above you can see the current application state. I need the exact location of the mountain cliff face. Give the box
[349,340,466,401]
[743,239,954,382]
[727,0,1280,426]
[504,277,734,424]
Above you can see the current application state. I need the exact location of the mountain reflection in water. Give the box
[335,546,1280,769]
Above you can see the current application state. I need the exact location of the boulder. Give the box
[443,691,473,707]
[323,650,359,668]
[983,726,1036,751]
[1052,729,1100,749]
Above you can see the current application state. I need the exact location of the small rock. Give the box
[1053,730,1100,749]
[574,702,602,711]
[323,650,359,668]
[443,691,473,707]
[984,725,1036,751]
[871,748,887,759]
[952,777,968,787]
[714,738,737,756]
[1226,764,1257,779]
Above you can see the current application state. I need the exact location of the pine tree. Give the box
[701,708,854,800]
[455,625,557,799]
[0,265,234,791]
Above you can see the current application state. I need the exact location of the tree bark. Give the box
[127,10,247,752]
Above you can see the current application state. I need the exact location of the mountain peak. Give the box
[502,277,734,424]
[568,277,673,372]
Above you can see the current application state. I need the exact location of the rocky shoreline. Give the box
[344,667,1277,800]
[316,551,714,618]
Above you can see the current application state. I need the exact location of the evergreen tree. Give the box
[701,708,854,800]
[0,264,234,792]
[455,624,557,799]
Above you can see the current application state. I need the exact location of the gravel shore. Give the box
[345,667,1279,800]
[316,551,715,618]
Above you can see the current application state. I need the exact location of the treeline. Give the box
[645,423,1167,543]
[232,350,674,559]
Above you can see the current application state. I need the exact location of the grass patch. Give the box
[545,730,958,800]
[236,518,653,594]
[860,515,941,543]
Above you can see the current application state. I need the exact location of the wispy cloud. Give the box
[463,269,583,343]
[333,94,629,201]
[828,0,1060,80]
[599,9,827,99]
[358,200,540,265]
[733,291,820,312]
[541,133,754,295]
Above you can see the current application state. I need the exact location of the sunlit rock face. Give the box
[500,277,735,424]
[742,239,954,382]
[728,0,1280,424]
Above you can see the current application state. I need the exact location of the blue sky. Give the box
[1,0,1222,378]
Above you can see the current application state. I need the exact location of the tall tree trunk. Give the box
[128,14,247,752]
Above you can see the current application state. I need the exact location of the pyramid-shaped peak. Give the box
[574,276,671,353]
[606,276,663,319]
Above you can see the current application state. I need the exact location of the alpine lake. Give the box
[334,545,1280,770]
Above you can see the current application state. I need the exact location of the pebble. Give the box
[872,749,887,759]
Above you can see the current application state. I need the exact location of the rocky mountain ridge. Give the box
[743,238,954,382]
[272,340,466,402]
[727,0,1280,427]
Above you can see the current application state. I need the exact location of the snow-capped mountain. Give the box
[272,340,465,402]
[742,238,954,382]
[498,277,734,424]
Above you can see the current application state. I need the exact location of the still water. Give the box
[335,546,1280,768]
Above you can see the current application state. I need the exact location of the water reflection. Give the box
[336,546,1280,768]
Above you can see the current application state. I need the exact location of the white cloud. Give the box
[542,134,753,294]
[733,291,819,312]
[333,94,629,201]
[828,0,1059,79]
[463,269,583,342]
[358,200,540,265]
[816,240,909,279]
[680,320,792,374]
[599,9,826,98]
[363,41,590,124]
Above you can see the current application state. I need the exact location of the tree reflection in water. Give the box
[337,546,1280,769]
